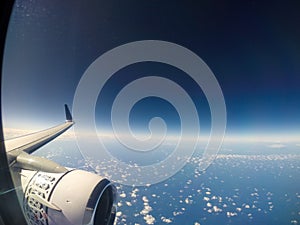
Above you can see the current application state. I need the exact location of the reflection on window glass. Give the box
[2,1,300,225]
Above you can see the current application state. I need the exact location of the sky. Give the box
[2,0,300,138]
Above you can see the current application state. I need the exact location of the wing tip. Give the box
[64,104,73,122]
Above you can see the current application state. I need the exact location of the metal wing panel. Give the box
[5,121,74,164]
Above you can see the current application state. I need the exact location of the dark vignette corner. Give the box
[0,0,27,224]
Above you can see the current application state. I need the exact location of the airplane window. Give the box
[1,1,300,225]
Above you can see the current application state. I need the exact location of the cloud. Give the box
[216,154,299,160]
[2,127,34,139]
[144,214,155,224]
[267,143,286,148]
[119,192,126,198]
[161,217,172,223]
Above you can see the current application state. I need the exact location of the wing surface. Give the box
[4,105,74,164]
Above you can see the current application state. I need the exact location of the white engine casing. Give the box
[20,169,117,225]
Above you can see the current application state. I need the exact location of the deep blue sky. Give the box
[2,0,300,136]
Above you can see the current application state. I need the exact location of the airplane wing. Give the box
[5,104,74,165]
[1,104,117,225]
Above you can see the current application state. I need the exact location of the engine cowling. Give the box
[20,169,117,225]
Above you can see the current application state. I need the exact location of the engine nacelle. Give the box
[20,169,117,225]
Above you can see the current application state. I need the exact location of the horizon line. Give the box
[3,127,300,143]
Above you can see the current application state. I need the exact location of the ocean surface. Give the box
[30,138,300,225]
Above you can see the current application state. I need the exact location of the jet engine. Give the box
[19,169,117,225]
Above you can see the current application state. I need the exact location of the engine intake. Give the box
[21,169,117,225]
